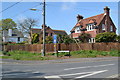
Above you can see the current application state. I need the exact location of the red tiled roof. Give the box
[71,13,105,32]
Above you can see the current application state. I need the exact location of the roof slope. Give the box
[31,28,41,34]
[32,28,67,35]
[53,30,67,35]
[71,13,105,32]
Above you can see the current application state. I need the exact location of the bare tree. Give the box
[18,18,38,44]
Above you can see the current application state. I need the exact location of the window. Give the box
[18,37,20,41]
[12,34,17,36]
[110,25,113,31]
[75,26,81,33]
[87,24,94,31]
[45,33,48,36]
[50,33,53,36]
[102,24,105,30]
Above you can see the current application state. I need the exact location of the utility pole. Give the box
[42,0,46,56]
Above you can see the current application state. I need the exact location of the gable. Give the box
[71,13,105,32]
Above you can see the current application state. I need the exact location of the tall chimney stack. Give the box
[77,14,83,22]
[104,6,110,16]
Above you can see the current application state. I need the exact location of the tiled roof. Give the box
[31,28,67,35]
[31,28,41,34]
[71,13,105,32]
[52,30,67,35]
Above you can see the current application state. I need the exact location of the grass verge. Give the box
[2,50,120,60]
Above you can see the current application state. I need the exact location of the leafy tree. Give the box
[32,33,39,44]
[116,35,120,42]
[78,33,91,43]
[57,34,74,44]
[45,36,53,44]
[95,32,117,42]
[17,18,38,44]
[1,18,17,30]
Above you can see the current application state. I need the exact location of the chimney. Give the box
[104,6,110,16]
[77,14,83,22]
[104,6,110,32]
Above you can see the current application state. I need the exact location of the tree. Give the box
[57,34,74,44]
[45,36,53,44]
[78,33,91,43]
[1,18,17,30]
[32,33,39,44]
[95,32,117,42]
[18,18,38,44]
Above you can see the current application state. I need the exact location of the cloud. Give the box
[61,2,77,10]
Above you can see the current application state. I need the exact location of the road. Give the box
[1,57,120,80]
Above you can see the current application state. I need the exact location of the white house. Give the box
[3,29,26,43]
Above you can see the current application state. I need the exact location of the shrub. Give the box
[95,32,117,42]
[116,35,120,42]
[32,33,39,44]
[78,33,91,43]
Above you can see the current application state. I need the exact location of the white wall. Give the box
[5,37,26,43]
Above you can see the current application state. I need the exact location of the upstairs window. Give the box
[75,26,81,33]
[102,24,105,30]
[86,24,94,31]
[110,25,113,31]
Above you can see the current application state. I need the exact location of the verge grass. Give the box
[2,50,120,60]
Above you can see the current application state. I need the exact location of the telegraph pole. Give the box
[42,0,46,56]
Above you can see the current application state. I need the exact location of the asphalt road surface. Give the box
[1,57,120,80]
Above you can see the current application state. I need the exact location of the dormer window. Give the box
[86,24,94,31]
[75,26,81,33]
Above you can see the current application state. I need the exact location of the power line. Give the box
[11,3,42,18]
[0,0,23,13]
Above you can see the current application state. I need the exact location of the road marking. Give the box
[44,70,108,79]
[64,64,115,70]
[75,70,108,79]
[44,76,61,78]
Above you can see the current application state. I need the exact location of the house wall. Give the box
[4,37,25,43]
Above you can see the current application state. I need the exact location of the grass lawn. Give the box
[2,50,120,60]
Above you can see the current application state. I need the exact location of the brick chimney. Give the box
[77,14,83,22]
[104,6,110,32]
[104,6,110,16]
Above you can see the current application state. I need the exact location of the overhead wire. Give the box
[0,0,23,13]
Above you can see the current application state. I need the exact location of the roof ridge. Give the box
[81,13,104,20]
[53,29,66,32]
[32,28,41,30]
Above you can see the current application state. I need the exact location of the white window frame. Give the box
[75,26,81,33]
[87,24,94,31]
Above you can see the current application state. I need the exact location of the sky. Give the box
[1,1,119,34]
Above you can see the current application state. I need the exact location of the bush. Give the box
[116,35,120,42]
[95,32,117,42]
[78,33,91,43]
[32,33,39,44]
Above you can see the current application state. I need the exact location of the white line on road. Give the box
[44,70,108,78]
[75,70,108,79]
[64,64,115,70]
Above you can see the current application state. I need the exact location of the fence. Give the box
[4,43,120,53]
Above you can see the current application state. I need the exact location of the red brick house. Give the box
[32,26,67,42]
[70,6,116,43]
